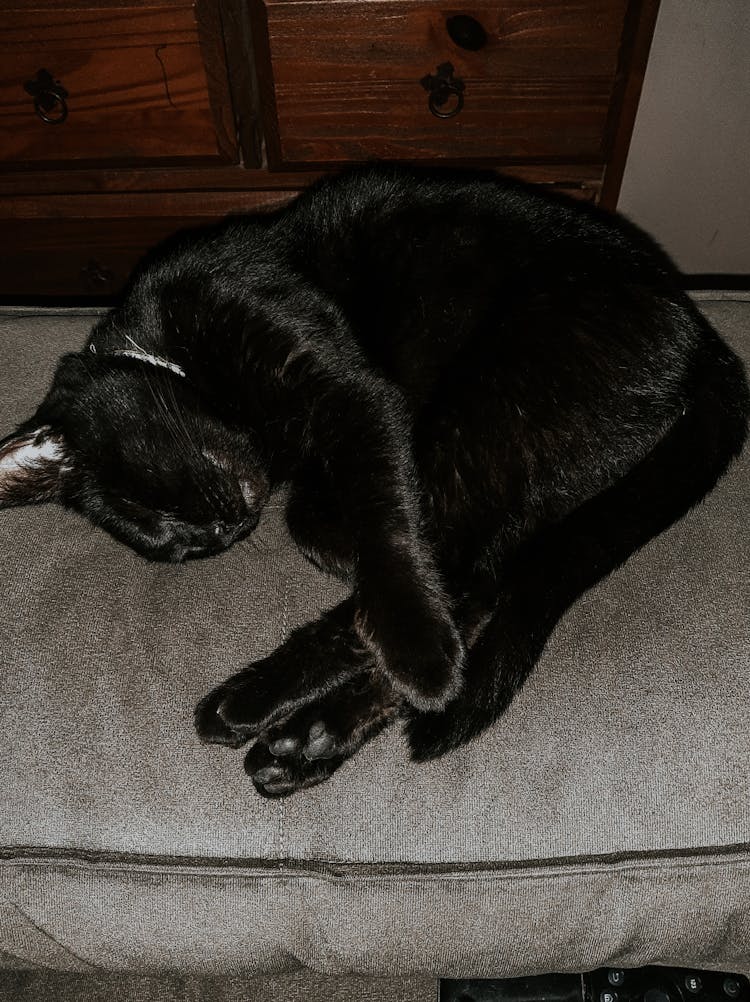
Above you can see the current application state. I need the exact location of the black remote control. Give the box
[440,967,750,1002]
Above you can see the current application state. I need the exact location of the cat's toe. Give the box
[252,763,287,786]
[267,735,301,757]
[194,686,249,748]
[244,747,295,798]
[302,720,339,760]
[244,742,343,799]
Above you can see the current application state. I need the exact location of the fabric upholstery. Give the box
[0,971,435,1002]
[0,296,748,977]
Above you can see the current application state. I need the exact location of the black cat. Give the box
[1,166,747,797]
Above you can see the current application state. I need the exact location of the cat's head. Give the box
[0,336,269,563]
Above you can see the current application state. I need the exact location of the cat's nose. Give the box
[239,480,255,512]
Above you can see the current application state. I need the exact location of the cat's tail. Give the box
[407,320,749,760]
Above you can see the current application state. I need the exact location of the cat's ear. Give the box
[0,426,70,508]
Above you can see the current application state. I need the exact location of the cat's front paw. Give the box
[194,652,300,747]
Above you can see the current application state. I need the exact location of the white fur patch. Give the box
[0,437,65,473]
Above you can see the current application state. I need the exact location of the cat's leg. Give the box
[279,370,464,710]
[200,343,747,779]
[285,470,355,582]
[195,591,497,795]
[194,579,498,795]
[240,582,503,795]
[194,566,502,748]
[197,469,371,754]
[407,362,749,759]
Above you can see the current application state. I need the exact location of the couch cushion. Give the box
[0,970,435,1001]
[1,296,748,976]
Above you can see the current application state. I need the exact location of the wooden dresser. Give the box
[0,0,660,299]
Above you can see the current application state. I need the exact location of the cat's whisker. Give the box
[161,372,202,457]
[142,371,186,449]
[142,372,222,518]
[156,374,236,520]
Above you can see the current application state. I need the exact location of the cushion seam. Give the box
[1,843,749,881]
[1,858,749,885]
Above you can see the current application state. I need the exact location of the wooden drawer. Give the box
[253,0,632,168]
[0,3,237,168]
[0,190,298,297]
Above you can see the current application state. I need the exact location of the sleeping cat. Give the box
[1,166,747,797]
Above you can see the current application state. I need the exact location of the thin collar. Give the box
[90,335,187,378]
[110,349,187,378]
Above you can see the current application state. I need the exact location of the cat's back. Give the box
[280,166,690,389]
[291,164,655,267]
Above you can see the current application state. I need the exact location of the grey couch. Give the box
[1,296,749,1001]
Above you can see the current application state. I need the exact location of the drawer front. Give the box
[0,190,299,297]
[0,5,236,167]
[255,0,630,167]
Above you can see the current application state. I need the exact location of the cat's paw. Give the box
[244,720,348,798]
[245,676,401,797]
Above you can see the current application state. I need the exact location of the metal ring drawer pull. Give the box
[24,69,69,125]
[420,62,465,119]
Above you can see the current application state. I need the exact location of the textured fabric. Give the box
[0,971,435,1002]
[0,298,748,976]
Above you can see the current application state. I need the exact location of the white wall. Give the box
[618,0,750,274]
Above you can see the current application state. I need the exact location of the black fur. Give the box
[1,166,747,797]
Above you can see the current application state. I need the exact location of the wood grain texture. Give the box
[217,0,265,167]
[0,4,237,167]
[255,0,630,167]
[0,163,602,196]
[0,0,657,299]
[194,0,242,162]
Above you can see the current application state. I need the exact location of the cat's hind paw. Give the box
[244,720,348,798]
[245,675,401,797]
